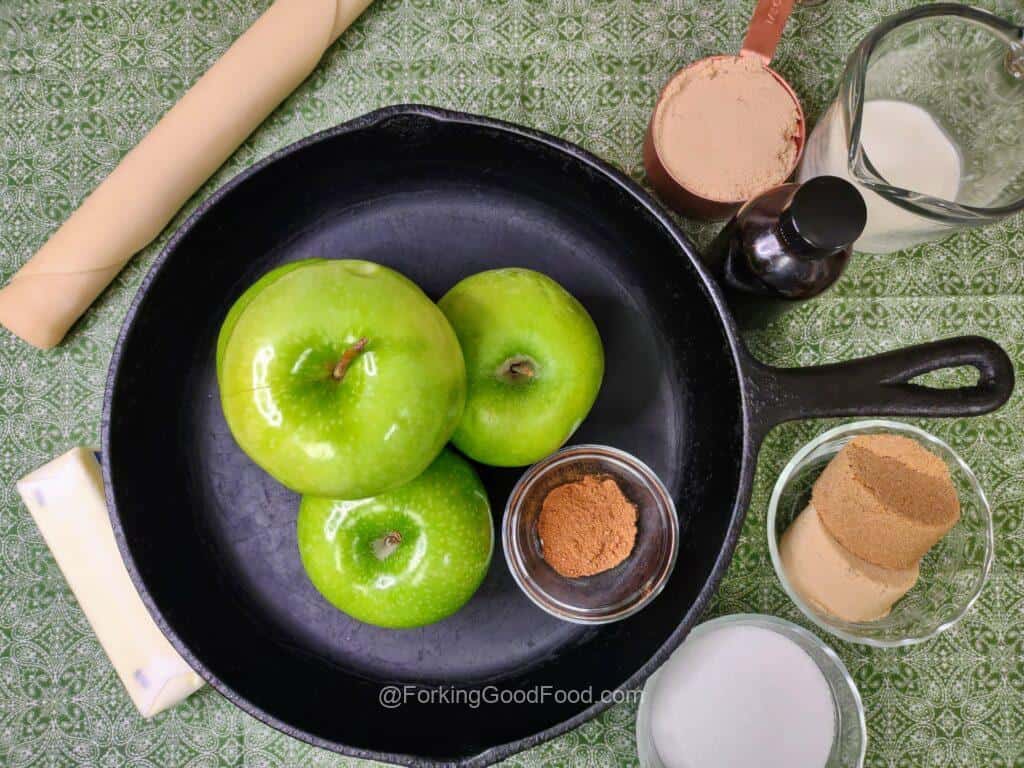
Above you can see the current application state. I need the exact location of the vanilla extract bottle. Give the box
[703,175,867,328]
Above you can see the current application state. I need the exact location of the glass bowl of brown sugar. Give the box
[503,444,679,624]
[767,420,994,647]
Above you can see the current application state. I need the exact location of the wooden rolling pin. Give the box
[0,0,373,350]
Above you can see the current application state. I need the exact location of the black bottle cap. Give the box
[780,176,867,253]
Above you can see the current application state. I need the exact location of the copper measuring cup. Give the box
[643,0,806,220]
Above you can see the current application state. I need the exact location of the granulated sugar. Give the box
[649,623,834,768]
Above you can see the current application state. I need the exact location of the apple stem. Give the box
[509,362,534,378]
[372,531,402,561]
[497,355,537,383]
[331,337,369,382]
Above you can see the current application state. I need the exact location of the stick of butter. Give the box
[17,447,204,717]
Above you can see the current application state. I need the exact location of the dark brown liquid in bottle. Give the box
[704,177,866,328]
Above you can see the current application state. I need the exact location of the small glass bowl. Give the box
[502,444,678,624]
[636,614,866,768]
[768,420,994,647]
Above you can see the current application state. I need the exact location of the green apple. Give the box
[217,259,466,499]
[297,449,493,628]
[438,268,604,466]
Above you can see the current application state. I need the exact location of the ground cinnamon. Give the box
[537,475,638,578]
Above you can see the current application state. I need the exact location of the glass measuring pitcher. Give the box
[798,4,1024,253]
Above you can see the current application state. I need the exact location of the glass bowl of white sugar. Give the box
[636,613,865,768]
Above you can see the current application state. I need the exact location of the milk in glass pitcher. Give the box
[798,4,1024,253]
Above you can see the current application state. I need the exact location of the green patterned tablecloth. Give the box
[2,1,1022,765]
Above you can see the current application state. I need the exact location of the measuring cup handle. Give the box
[740,0,796,65]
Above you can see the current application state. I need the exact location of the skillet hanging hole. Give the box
[906,365,981,390]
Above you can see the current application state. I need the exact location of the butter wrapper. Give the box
[18,447,204,717]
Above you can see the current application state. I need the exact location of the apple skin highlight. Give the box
[217,259,466,499]
[439,268,604,467]
[297,450,494,629]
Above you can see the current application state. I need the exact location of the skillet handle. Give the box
[744,335,1015,443]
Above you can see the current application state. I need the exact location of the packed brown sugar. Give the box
[813,434,960,569]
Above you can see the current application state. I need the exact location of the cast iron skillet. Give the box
[102,106,1013,766]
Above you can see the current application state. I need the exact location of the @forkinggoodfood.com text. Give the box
[378,684,640,709]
